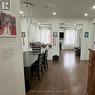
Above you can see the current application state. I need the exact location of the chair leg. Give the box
[44,63,47,71]
[37,66,41,81]
[41,65,44,77]
[46,64,48,69]
[46,60,48,69]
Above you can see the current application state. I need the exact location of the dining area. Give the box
[23,49,48,93]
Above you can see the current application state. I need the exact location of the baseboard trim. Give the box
[80,60,89,63]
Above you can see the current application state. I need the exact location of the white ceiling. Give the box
[20,0,95,19]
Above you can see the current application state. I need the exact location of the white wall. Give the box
[80,21,92,60]
[91,18,95,48]
[21,17,40,51]
[21,17,29,51]
[0,0,25,95]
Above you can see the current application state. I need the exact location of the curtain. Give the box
[38,26,51,44]
[64,27,77,48]
[40,29,51,44]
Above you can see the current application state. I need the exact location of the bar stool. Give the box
[43,50,48,71]
[30,53,44,81]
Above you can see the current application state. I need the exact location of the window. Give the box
[40,29,51,44]
[38,25,51,44]
[64,28,77,46]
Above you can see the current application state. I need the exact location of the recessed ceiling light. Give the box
[38,23,41,24]
[20,11,24,14]
[92,5,95,9]
[53,12,56,16]
[84,13,88,16]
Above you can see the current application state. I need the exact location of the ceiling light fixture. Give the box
[84,13,88,16]
[23,2,34,7]
[92,5,95,9]
[23,2,33,24]
[20,11,24,14]
[53,12,56,16]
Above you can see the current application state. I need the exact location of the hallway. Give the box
[27,50,88,95]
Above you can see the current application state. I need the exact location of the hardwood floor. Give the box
[27,50,88,95]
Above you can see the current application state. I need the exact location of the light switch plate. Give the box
[3,47,14,58]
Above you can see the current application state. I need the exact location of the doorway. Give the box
[59,24,83,59]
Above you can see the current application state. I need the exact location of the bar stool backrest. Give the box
[44,50,48,60]
[38,53,44,65]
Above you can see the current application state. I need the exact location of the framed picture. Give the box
[0,12,16,37]
[84,32,89,38]
[53,32,58,37]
